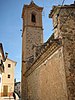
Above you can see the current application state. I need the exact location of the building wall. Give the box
[0,52,3,61]
[1,58,16,97]
[0,74,2,97]
[21,2,43,99]
[22,4,43,61]
[15,82,21,97]
[26,47,68,100]
[50,5,75,100]
[23,7,43,29]
[22,2,75,100]
[0,52,3,88]
[0,45,4,97]
[60,7,75,100]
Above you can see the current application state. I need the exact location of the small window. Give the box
[0,60,2,65]
[8,64,11,68]
[19,91,20,94]
[8,74,10,78]
[31,13,36,23]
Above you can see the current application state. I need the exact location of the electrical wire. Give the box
[52,0,66,30]
[58,0,66,16]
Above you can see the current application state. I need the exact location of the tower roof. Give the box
[22,1,43,18]
[30,0,34,4]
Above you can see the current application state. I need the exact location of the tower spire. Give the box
[31,0,34,4]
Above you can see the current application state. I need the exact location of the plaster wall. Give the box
[27,47,68,100]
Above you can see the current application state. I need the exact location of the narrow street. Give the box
[0,97,21,100]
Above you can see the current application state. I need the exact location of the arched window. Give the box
[31,13,36,23]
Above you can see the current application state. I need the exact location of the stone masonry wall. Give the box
[59,7,75,100]
[25,27,43,59]
[26,47,68,100]
[21,3,43,99]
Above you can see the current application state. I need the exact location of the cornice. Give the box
[24,25,43,29]
[49,5,75,18]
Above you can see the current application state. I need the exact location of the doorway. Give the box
[3,85,8,96]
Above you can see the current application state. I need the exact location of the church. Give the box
[21,1,75,100]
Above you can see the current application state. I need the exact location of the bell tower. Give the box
[22,0,43,66]
[21,1,43,100]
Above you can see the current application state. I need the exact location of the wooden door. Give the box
[3,85,8,96]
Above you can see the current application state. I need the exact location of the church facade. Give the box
[21,1,75,100]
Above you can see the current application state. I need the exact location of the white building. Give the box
[0,43,5,97]
[14,82,21,98]
[1,58,16,97]
[0,43,17,100]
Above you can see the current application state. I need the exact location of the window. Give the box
[8,74,10,78]
[8,64,11,68]
[0,77,1,83]
[19,91,20,94]
[31,13,36,23]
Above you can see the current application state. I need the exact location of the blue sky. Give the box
[0,0,74,82]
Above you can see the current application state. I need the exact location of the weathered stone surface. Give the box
[59,6,75,100]
[21,2,43,100]
[21,2,75,100]
[27,47,68,100]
